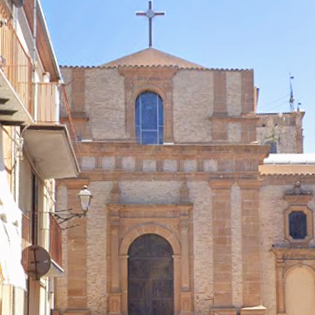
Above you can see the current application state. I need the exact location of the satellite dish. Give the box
[22,245,51,279]
[12,0,24,8]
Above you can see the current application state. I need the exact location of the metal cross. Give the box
[136,1,165,47]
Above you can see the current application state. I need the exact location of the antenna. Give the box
[289,74,295,111]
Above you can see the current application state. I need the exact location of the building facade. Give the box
[0,1,79,315]
[55,48,315,315]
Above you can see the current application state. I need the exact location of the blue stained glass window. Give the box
[289,211,307,239]
[136,92,163,145]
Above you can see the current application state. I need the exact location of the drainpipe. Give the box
[32,0,38,122]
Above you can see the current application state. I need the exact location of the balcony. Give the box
[0,8,32,125]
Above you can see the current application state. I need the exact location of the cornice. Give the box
[75,142,269,160]
[107,204,193,212]
[70,171,260,182]
[271,245,315,260]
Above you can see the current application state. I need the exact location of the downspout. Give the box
[32,0,38,122]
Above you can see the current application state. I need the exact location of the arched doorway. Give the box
[128,234,174,315]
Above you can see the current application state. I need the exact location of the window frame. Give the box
[135,91,164,145]
[284,205,313,244]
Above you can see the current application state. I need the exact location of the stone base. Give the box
[210,308,237,315]
[240,306,266,315]
[64,310,90,315]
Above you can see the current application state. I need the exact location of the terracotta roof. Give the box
[100,47,205,69]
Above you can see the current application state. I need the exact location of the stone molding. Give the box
[283,182,314,245]
[272,246,315,314]
[210,307,237,315]
[107,203,194,315]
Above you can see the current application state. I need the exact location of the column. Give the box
[181,219,190,290]
[111,219,120,290]
[109,219,122,315]
[275,254,285,314]
[173,255,181,314]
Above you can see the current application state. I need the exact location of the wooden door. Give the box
[128,234,174,315]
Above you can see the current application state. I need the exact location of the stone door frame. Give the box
[107,204,193,315]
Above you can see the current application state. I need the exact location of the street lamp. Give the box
[53,185,92,224]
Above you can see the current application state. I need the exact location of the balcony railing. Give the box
[49,213,62,267]
[36,82,58,123]
[0,9,32,113]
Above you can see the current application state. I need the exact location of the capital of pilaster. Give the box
[237,179,261,190]
[209,179,234,190]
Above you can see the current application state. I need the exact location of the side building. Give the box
[55,48,315,315]
[0,1,79,315]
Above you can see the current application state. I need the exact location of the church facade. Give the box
[54,48,315,315]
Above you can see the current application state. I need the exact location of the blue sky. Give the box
[41,0,314,152]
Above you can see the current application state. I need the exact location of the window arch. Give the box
[135,92,163,145]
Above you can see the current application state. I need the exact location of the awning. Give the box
[0,131,26,290]
[46,259,64,277]
[23,124,80,179]
[0,69,33,126]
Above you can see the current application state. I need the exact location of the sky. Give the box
[41,0,314,153]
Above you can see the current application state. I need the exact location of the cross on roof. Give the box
[136,1,165,47]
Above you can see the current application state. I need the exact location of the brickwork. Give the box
[67,188,88,309]
[71,68,85,112]
[85,68,126,140]
[230,183,242,308]
[55,185,68,313]
[260,183,311,315]
[173,70,214,143]
[86,181,112,315]
[239,181,262,306]
[56,51,314,315]
[257,112,304,153]
[226,72,242,117]
[211,181,233,307]
[189,182,213,314]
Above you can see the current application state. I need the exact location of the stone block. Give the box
[240,306,266,315]
[210,307,237,315]
[64,310,90,315]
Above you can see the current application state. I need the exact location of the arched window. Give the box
[135,92,163,145]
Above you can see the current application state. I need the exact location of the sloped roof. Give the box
[101,47,205,69]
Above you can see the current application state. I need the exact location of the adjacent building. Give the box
[0,0,79,314]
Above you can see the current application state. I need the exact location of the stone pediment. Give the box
[101,47,205,69]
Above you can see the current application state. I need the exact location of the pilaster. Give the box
[210,180,234,307]
[238,180,262,307]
